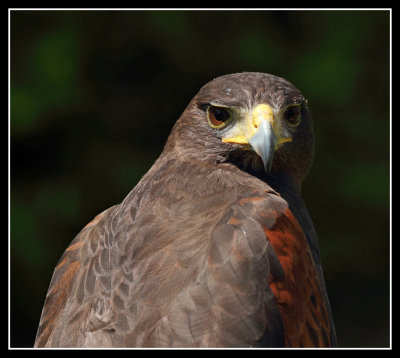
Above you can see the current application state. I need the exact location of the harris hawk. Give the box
[34,72,336,348]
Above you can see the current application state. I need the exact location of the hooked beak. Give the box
[222,104,292,172]
[249,119,276,172]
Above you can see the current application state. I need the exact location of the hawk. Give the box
[35,72,336,348]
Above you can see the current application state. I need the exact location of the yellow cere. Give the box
[251,104,275,134]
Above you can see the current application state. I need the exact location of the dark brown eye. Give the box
[207,106,231,128]
[283,105,301,127]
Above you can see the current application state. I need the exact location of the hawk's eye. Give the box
[284,105,301,127]
[207,106,231,128]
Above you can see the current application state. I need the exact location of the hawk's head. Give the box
[165,72,315,191]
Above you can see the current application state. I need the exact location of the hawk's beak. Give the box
[222,104,291,172]
[249,118,276,172]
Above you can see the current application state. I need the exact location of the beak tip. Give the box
[264,158,273,173]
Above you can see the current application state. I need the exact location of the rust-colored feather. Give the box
[266,208,333,347]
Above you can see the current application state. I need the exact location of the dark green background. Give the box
[10,10,390,348]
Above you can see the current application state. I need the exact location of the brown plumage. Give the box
[34,72,336,348]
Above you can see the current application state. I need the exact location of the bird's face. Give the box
[168,72,315,189]
[204,101,302,172]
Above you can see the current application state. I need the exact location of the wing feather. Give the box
[34,206,118,347]
[215,189,334,347]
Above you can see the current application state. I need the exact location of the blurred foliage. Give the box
[10,10,390,348]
